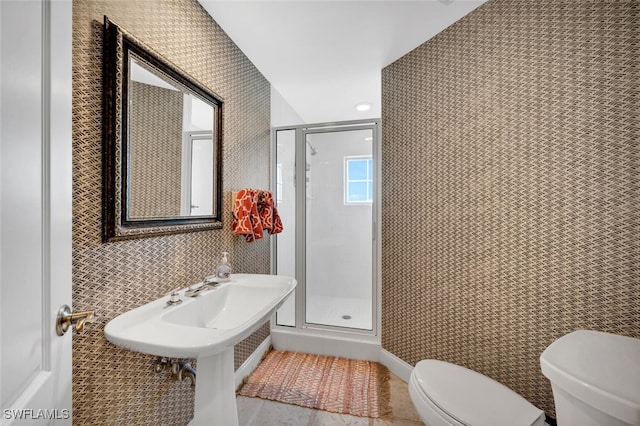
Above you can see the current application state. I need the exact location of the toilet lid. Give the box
[413,360,544,426]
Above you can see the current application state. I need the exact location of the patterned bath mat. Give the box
[238,350,391,418]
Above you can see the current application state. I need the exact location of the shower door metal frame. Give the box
[271,119,381,339]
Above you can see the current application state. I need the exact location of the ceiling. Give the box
[198,0,487,124]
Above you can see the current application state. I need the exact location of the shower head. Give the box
[306,140,319,156]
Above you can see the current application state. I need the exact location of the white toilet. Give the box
[540,330,640,426]
[409,359,547,426]
[409,330,640,426]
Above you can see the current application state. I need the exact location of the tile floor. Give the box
[237,373,424,425]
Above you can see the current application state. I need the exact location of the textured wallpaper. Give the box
[381,0,639,417]
[129,82,184,219]
[72,0,271,424]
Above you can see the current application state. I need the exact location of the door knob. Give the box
[56,305,95,336]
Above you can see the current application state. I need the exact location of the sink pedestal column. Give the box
[191,348,238,426]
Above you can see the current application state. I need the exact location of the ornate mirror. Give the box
[102,17,223,241]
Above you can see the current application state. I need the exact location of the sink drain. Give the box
[342,315,352,320]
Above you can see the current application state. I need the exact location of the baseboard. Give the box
[234,335,272,389]
[240,333,413,386]
[379,348,413,383]
[271,328,381,361]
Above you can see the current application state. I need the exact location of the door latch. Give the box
[56,305,95,336]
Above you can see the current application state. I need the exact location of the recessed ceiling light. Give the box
[355,102,372,112]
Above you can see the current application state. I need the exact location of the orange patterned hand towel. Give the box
[232,189,283,242]
[258,191,283,235]
[232,189,263,242]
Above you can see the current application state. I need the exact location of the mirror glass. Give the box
[102,17,224,241]
[127,55,216,219]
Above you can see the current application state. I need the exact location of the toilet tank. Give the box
[540,330,640,426]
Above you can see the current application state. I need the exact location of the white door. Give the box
[0,0,73,424]
[189,135,214,216]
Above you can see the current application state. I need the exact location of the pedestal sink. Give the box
[104,274,296,425]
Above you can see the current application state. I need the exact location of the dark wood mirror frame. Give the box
[102,17,224,242]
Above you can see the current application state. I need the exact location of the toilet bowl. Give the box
[409,330,640,426]
[408,359,547,426]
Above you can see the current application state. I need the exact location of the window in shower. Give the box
[344,156,373,204]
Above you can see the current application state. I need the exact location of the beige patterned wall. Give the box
[72,0,271,424]
[129,82,183,219]
[381,0,639,418]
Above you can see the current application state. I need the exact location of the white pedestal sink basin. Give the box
[104,274,296,425]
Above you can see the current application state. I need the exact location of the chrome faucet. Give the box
[185,277,220,297]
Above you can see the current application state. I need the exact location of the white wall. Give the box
[271,86,304,127]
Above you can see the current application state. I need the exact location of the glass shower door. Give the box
[274,121,378,335]
[274,128,296,327]
[304,127,373,330]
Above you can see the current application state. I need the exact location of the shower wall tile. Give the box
[72,0,271,424]
[381,0,640,418]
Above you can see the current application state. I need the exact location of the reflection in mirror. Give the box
[102,17,223,241]
[127,55,215,219]
[186,133,214,216]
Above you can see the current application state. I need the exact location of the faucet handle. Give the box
[167,288,182,305]
[203,275,218,285]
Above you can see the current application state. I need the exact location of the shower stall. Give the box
[271,120,380,354]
